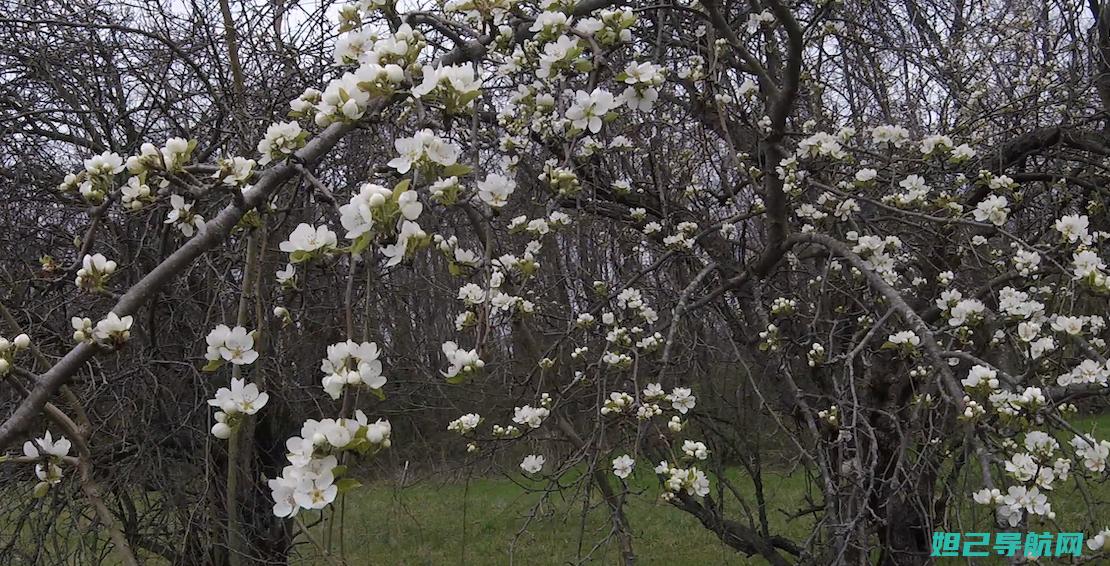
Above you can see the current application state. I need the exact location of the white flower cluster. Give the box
[566,88,621,133]
[1055,214,1091,245]
[770,297,796,316]
[612,454,635,478]
[165,194,205,237]
[381,220,430,267]
[257,122,306,165]
[442,341,484,381]
[476,173,516,208]
[120,176,154,210]
[1071,434,1110,473]
[797,131,847,160]
[986,386,1046,417]
[270,411,392,517]
[387,129,461,174]
[208,378,270,439]
[205,325,259,367]
[70,317,94,343]
[919,134,953,157]
[339,181,424,253]
[22,432,71,496]
[412,64,483,112]
[883,174,929,207]
[57,151,125,204]
[447,413,481,435]
[617,61,664,111]
[847,232,901,284]
[279,223,338,262]
[333,23,424,68]
[126,138,195,175]
[884,330,920,356]
[614,288,658,323]
[682,440,709,460]
[212,156,256,187]
[520,454,545,474]
[961,365,999,391]
[601,391,634,415]
[994,432,1071,493]
[314,72,370,126]
[933,289,986,329]
[92,313,134,347]
[972,195,1009,226]
[871,124,910,147]
[654,461,710,499]
[75,253,117,291]
[1052,213,1110,294]
[436,235,480,274]
[319,340,387,400]
[1056,359,1110,387]
[973,485,1054,527]
[512,405,550,429]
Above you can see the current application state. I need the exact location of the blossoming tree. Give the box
[3,0,1110,564]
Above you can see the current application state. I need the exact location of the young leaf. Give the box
[336,478,362,493]
[441,164,472,178]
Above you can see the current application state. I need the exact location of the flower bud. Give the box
[385,64,404,83]
[211,422,232,439]
[668,416,683,432]
[342,99,360,119]
[13,334,29,350]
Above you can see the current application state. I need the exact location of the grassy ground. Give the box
[291,413,1110,565]
[7,415,1110,564]
[296,468,811,565]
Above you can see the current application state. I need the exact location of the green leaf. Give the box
[441,164,472,178]
[289,250,310,264]
[446,372,468,385]
[350,234,372,255]
[457,91,481,106]
[448,262,461,277]
[332,465,348,478]
[202,359,225,372]
[393,178,412,194]
[336,478,362,493]
[33,482,49,498]
[369,388,386,401]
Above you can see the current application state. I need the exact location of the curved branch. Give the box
[0,117,363,448]
[785,232,965,403]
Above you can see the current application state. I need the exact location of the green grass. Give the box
[297,467,811,565]
[8,414,1110,564]
[290,413,1110,565]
